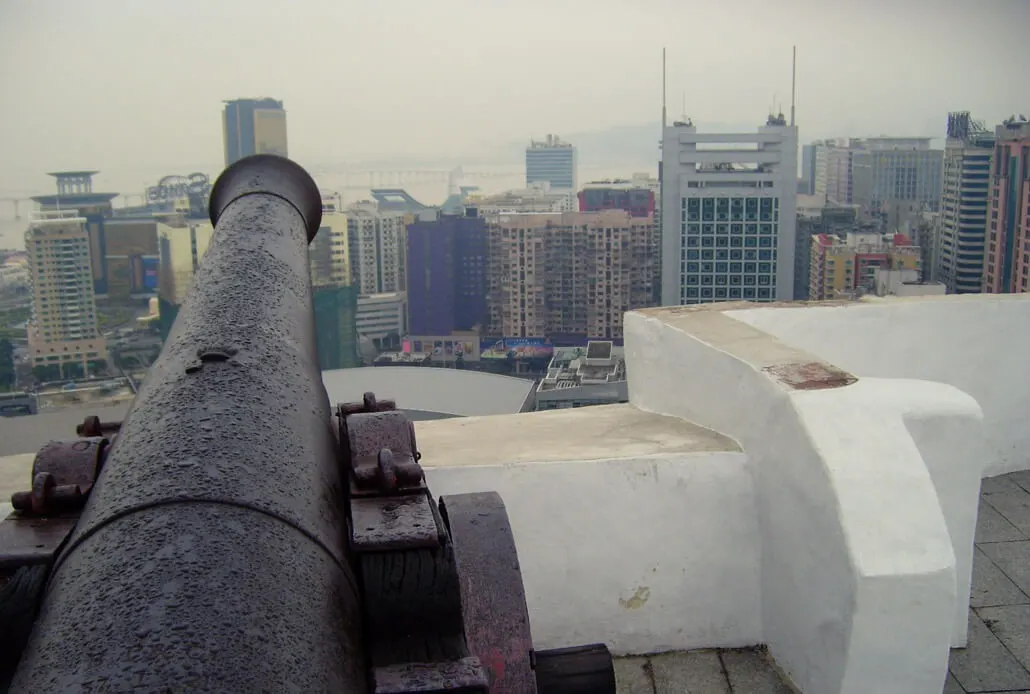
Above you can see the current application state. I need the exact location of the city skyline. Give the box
[1,0,1028,191]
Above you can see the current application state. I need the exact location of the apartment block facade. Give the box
[25,212,107,371]
[406,211,488,336]
[809,230,921,300]
[486,210,657,340]
[851,137,943,214]
[309,196,351,288]
[526,134,577,190]
[984,118,1030,294]
[936,112,994,293]
[347,203,407,295]
[660,117,798,305]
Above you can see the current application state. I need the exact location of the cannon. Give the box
[0,156,616,693]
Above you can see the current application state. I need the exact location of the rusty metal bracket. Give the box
[8,437,109,517]
[344,410,423,496]
[77,416,122,438]
[351,493,441,553]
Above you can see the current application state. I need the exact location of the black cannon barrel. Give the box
[11,156,366,693]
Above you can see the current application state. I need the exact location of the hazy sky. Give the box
[1,0,1028,191]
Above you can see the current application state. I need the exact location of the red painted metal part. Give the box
[440,492,537,693]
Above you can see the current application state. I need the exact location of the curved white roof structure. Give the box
[0,368,534,459]
[321,367,534,418]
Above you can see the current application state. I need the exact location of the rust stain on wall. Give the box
[764,362,857,391]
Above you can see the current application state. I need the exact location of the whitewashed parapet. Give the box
[729,294,1029,476]
[416,404,763,656]
[625,305,982,694]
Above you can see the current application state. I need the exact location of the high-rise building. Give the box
[346,203,407,295]
[308,194,351,288]
[31,172,118,297]
[934,112,994,294]
[406,210,488,336]
[356,292,407,350]
[486,210,657,340]
[526,135,577,190]
[851,137,943,214]
[101,219,160,300]
[793,205,858,301]
[579,180,656,217]
[157,219,215,339]
[824,140,857,205]
[24,211,106,375]
[222,98,288,167]
[809,230,921,300]
[468,184,577,216]
[313,284,360,369]
[983,117,1030,294]
[660,115,798,305]
[800,144,818,195]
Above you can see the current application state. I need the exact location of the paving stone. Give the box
[650,650,730,694]
[980,541,1030,596]
[614,656,654,694]
[949,610,1030,692]
[721,648,794,693]
[982,475,1025,494]
[978,604,1030,671]
[943,671,964,691]
[971,546,1030,608]
[976,499,1027,542]
[982,487,1030,535]
[942,671,965,693]
[1006,470,1030,495]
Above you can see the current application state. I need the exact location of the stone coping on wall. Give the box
[415,403,740,468]
[634,304,857,392]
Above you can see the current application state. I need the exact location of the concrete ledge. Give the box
[414,403,740,467]
[425,449,761,655]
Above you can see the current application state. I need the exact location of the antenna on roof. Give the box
[661,47,667,130]
[790,45,797,127]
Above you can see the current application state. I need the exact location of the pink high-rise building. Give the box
[983,118,1030,294]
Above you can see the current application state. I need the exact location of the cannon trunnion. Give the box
[0,155,615,693]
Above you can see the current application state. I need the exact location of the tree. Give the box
[87,359,107,376]
[63,362,84,380]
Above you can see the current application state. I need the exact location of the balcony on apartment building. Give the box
[3,293,1030,692]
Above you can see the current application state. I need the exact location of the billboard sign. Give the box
[142,257,159,291]
[146,173,212,209]
[479,338,553,360]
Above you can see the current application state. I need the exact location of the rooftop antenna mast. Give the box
[790,45,797,127]
[661,47,667,129]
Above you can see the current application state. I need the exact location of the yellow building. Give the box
[309,196,351,287]
[24,211,107,374]
[157,219,215,306]
[810,231,922,300]
[222,98,288,167]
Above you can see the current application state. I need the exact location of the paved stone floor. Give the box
[947,471,1030,693]
[615,648,795,693]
